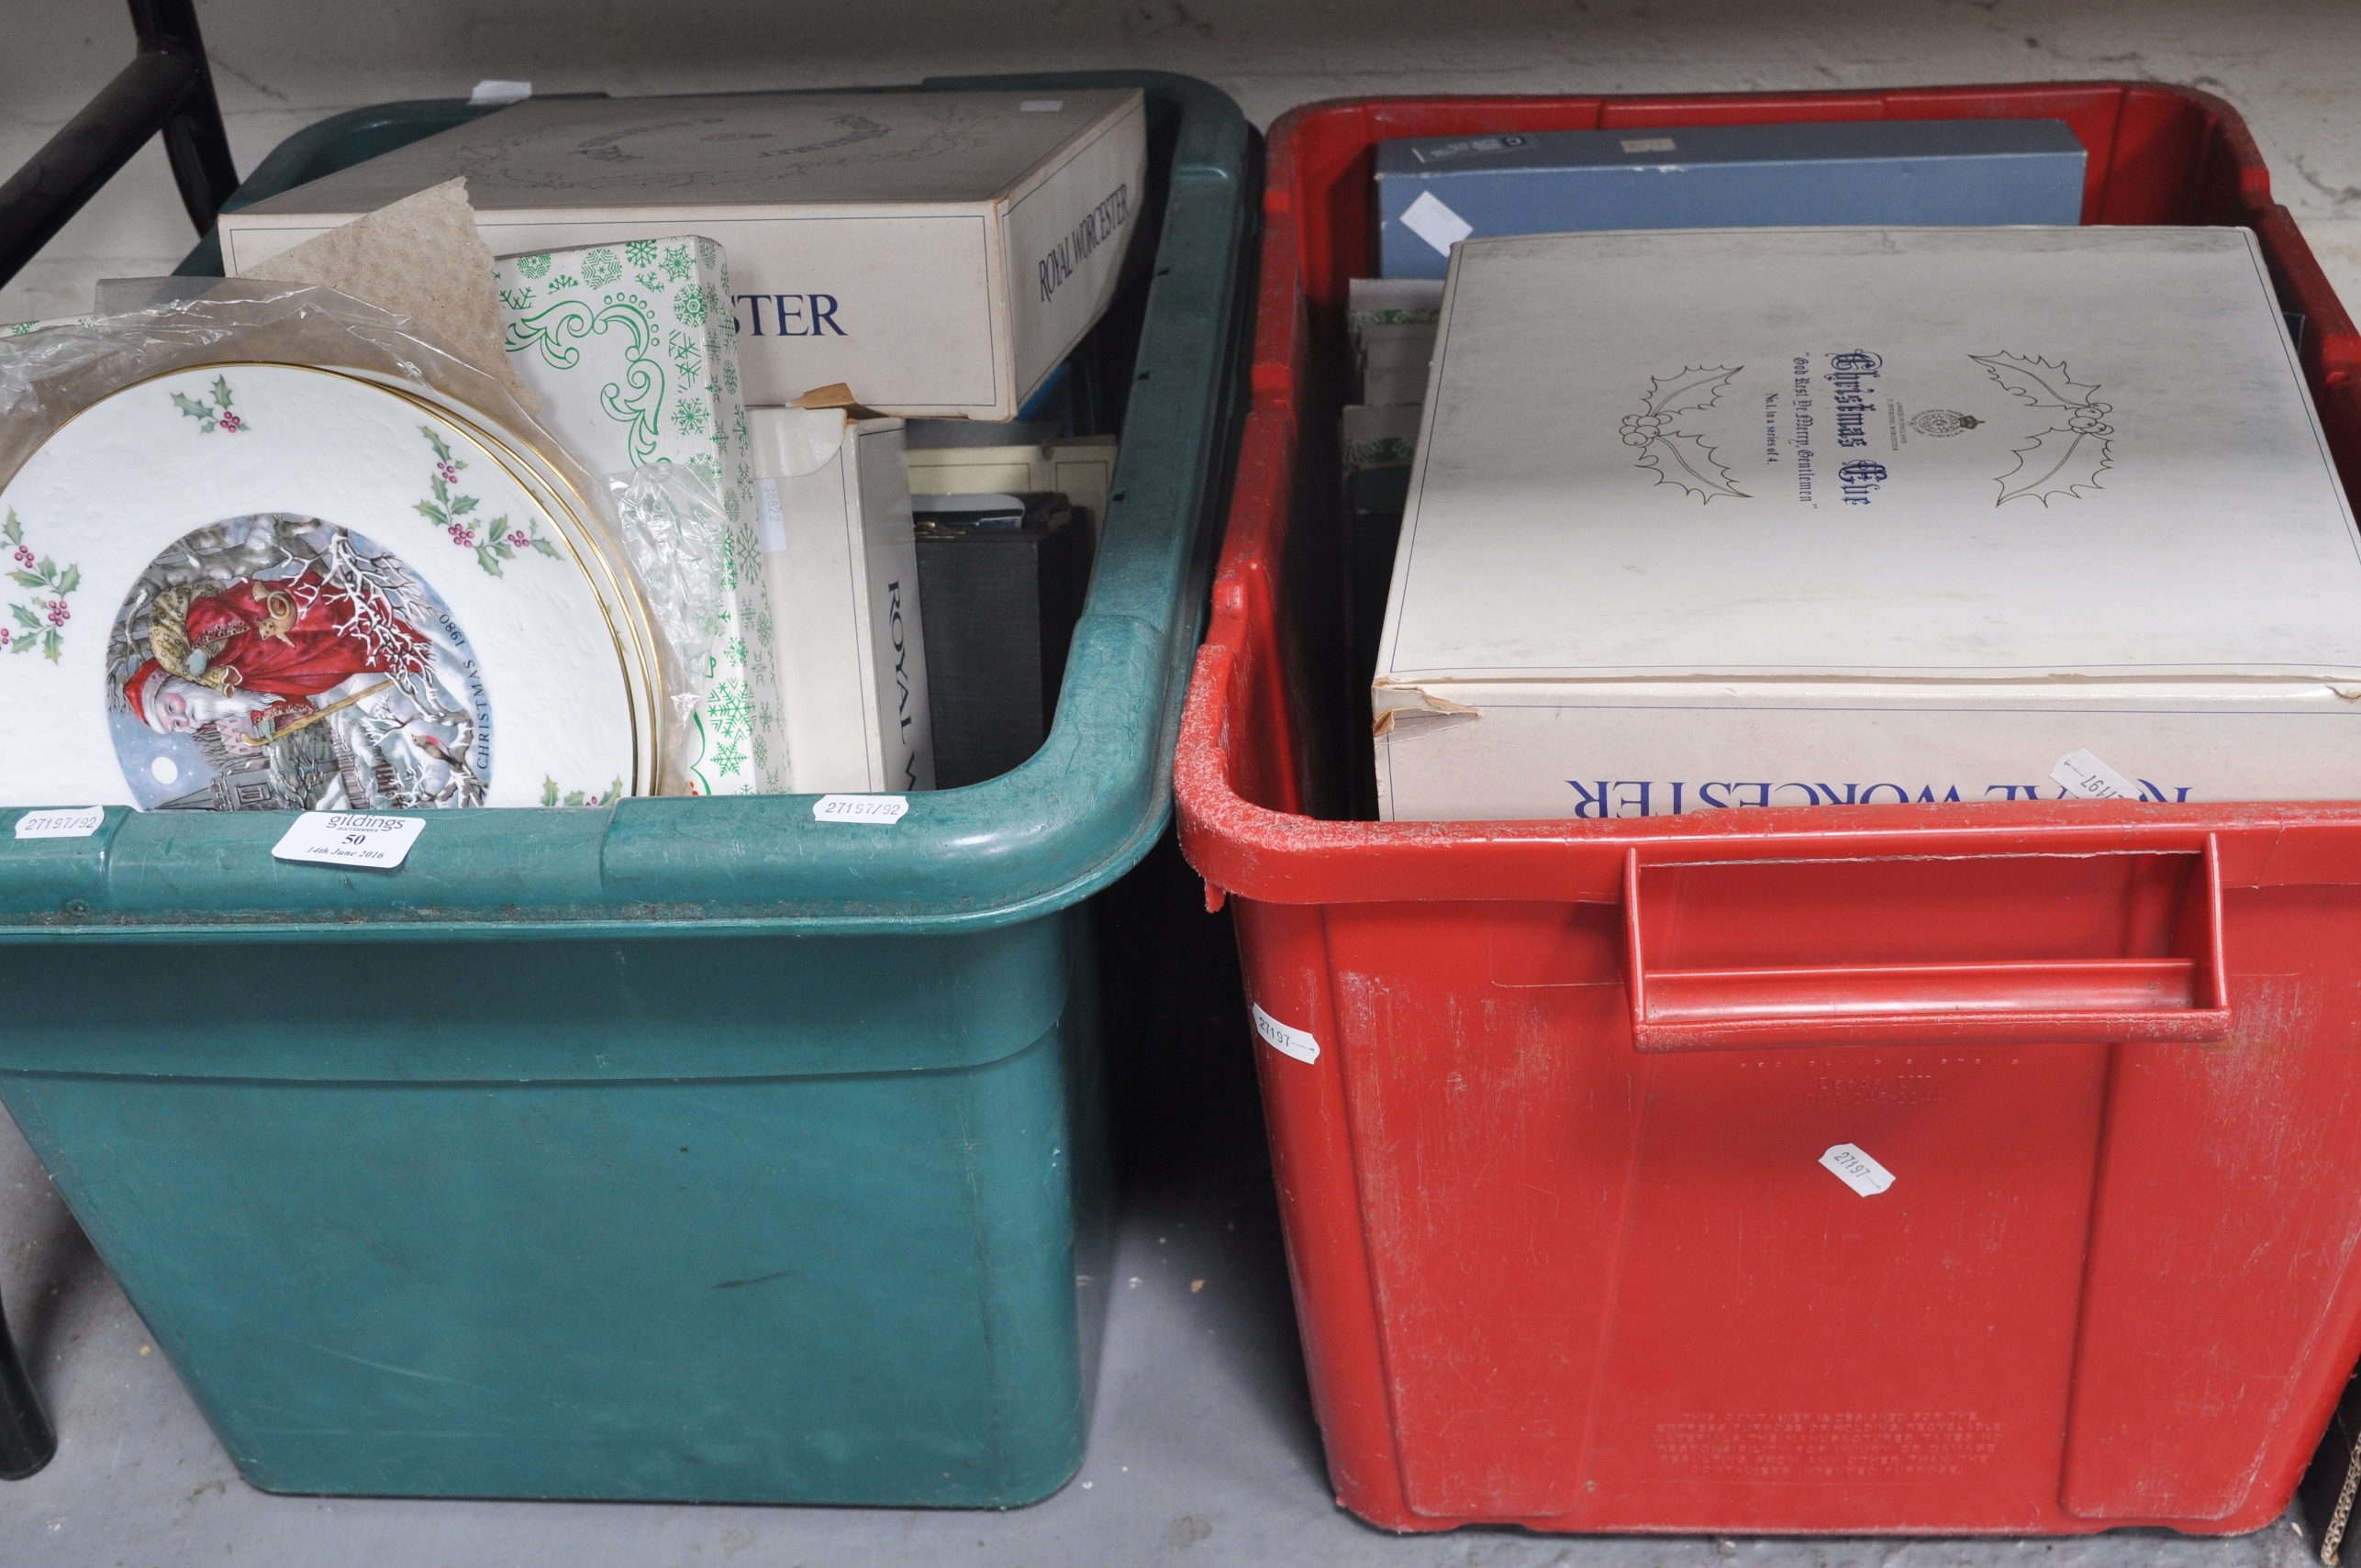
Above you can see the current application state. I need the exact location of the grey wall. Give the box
[3,0,2357,323]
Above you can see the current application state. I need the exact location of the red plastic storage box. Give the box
[1175,83,2361,1537]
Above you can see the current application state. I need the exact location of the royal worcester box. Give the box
[222,89,1149,419]
[748,407,933,795]
[1373,226,2361,821]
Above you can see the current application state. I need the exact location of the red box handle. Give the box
[1623,839,2231,1052]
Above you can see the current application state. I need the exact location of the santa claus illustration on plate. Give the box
[110,517,491,811]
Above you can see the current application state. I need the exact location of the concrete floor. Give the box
[0,1005,2325,1568]
[3,1,2360,1562]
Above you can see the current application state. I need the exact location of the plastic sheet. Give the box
[606,462,728,752]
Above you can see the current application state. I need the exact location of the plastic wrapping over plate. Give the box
[0,362,652,809]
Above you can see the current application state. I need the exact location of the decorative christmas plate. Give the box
[357,374,671,747]
[0,362,653,811]
[381,373,785,799]
[362,375,673,775]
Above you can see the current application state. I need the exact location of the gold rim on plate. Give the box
[363,375,668,796]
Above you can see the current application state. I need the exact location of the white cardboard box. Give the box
[1375,226,2361,820]
[749,406,933,794]
[1348,279,1442,406]
[1357,323,1435,406]
[1347,277,1444,341]
[904,429,1118,539]
[1341,404,1420,477]
[221,90,1151,420]
[493,234,788,795]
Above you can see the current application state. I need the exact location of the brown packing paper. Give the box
[793,382,887,422]
[245,178,539,413]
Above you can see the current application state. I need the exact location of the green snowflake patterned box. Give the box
[1372,226,2361,821]
[496,235,785,796]
[221,90,1150,421]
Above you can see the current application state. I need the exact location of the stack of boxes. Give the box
[221,87,1151,796]
[1324,117,2361,823]
[1370,225,2361,820]
[1338,278,1442,706]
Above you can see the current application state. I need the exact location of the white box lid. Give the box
[1378,226,2361,687]
[236,89,1144,216]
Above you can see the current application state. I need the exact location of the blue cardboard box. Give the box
[1376,118,2087,279]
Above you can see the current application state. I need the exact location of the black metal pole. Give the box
[0,1290,56,1480]
[138,0,240,236]
[0,0,239,293]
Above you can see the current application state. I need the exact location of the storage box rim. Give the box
[1173,80,2361,907]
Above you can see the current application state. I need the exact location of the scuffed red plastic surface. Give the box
[1175,83,2361,1536]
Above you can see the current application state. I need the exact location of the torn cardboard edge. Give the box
[758,383,907,476]
[1372,688,1479,741]
[1367,673,2361,742]
[1374,711,1480,741]
[758,406,851,478]
[1375,671,2361,691]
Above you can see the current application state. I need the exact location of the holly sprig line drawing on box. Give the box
[1972,351,2117,506]
[1621,365,1748,503]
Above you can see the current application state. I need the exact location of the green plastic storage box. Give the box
[0,71,1253,1506]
